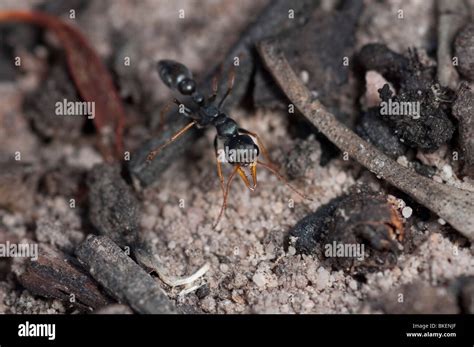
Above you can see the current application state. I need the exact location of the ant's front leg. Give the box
[208,73,220,104]
[157,98,192,133]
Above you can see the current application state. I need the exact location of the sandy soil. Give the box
[0,0,473,314]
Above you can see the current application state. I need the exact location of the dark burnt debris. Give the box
[357,43,455,152]
[24,58,84,141]
[452,82,474,178]
[288,187,406,275]
[356,108,407,159]
[254,0,363,112]
[19,244,111,311]
[87,164,140,247]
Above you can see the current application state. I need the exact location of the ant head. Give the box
[225,134,260,191]
[225,134,260,166]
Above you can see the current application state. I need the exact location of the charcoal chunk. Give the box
[357,44,455,151]
[356,108,407,158]
[288,189,405,275]
[87,164,140,246]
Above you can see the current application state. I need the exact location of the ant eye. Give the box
[178,78,196,95]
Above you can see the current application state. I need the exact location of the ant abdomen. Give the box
[157,60,196,95]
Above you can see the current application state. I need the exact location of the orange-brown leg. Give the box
[257,160,312,201]
[236,166,254,191]
[146,121,196,163]
[214,136,225,196]
[213,165,239,229]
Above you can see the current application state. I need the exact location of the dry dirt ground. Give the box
[0,0,473,314]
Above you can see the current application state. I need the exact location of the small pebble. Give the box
[252,273,267,288]
[315,267,329,291]
[300,70,309,84]
[402,206,413,219]
[396,156,409,167]
[441,164,453,181]
[335,171,347,185]
[438,218,446,225]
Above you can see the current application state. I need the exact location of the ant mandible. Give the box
[146,59,311,228]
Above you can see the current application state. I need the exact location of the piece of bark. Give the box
[18,244,111,310]
[436,0,468,89]
[254,0,363,110]
[75,235,176,314]
[87,163,140,247]
[452,83,474,178]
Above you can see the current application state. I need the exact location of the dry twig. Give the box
[258,41,474,241]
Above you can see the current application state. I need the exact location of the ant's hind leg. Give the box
[213,166,239,229]
[214,136,225,196]
[146,121,196,163]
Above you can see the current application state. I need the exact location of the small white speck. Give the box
[300,70,309,84]
[402,206,413,218]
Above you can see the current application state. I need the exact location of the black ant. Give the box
[146,59,311,227]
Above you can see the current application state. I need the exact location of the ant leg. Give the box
[218,65,236,109]
[257,160,313,201]
[213,165,239,229]
[146,121,196,163]
[239,128,277,168]
[157,98,176,133]
[214,136,225,196]
[156,98,190,133]
[236,166,255,191]
[208,74,220,103]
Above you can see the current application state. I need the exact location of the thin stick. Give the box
[257,41,474,241]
